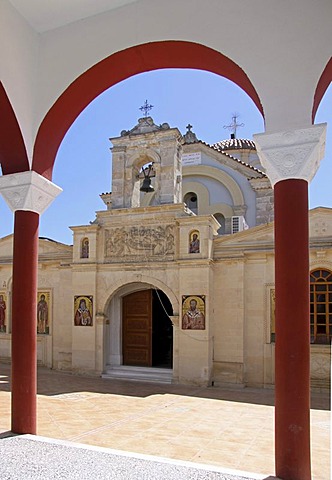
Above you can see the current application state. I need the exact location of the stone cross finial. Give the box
[183,123,198,144]
[139,100,153,118]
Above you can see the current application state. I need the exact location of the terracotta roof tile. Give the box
[213,138,256,151]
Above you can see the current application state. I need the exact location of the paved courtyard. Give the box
[0,363,330,479]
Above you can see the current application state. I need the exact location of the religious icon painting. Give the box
[182,295,206,330]
[74,295,93,326]
[189,230,200,254]
[37,291,51,335]
[81,237,89,259]
[0,292,7,333]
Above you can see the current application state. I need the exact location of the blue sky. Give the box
[0,69,331,245]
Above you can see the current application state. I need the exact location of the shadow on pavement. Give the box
[0,362,330,411]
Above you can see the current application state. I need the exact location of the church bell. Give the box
[140,176,154,193]
[139,163,155,193]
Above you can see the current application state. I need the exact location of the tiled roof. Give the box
[183,139,266,177]
[212,138,256,151]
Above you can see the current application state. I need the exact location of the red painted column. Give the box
[11,210,39,434]
[274,179,311,480]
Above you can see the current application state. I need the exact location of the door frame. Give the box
[104,281,179,374]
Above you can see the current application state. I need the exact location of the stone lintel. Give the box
[254,123,327,187]
[0,171,62,214]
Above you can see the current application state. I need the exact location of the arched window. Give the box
[310,269,332,344]
[184,192,198,214]
[81,238,89,259]
[213,213,225,235]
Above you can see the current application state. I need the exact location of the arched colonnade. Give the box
[0,40,331,480]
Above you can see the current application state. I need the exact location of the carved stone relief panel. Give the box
[105,224,175,263]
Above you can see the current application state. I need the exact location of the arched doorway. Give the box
[105,281,177,381]
[122,289,173,369]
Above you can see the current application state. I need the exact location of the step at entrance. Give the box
[102,366,173,384]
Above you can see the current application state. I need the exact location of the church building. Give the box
[0,116,330,389]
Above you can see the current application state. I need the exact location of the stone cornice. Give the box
[0,171,62,214]
[254,124,327,186]
[69,224,100,233]
[248,177,272,191]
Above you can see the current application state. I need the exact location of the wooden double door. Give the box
[122,289,173,368]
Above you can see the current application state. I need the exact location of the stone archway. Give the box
[0,82,29,175]
[313,57,332,122]
[104,281,177,382]
[1,34,326,480]
[0,41,263,414]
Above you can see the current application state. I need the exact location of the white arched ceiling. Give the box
[35,1,331,131]
[1,0,331,164]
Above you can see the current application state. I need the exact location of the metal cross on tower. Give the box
[139,99,154,118]
[223,114,244,138]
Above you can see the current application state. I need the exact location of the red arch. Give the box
[312,57,332,122]
[32,41,263,181]
[0,82,29,175]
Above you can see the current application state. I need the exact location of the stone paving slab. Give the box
[0,365,329,479]
[0,435,278,480]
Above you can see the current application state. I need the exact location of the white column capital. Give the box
[253,123,327,187]
[0,171,62,214]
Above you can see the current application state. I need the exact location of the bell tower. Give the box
[108,116,183,209]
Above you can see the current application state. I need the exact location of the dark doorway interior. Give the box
[152,290,173,368]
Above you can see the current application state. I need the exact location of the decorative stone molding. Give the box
[311,218,330,236]
[169,315,180,327]
[253,123,327,186]
[95,314,107,325]
[183,165,245,206]
[233,204,247,216]
[315,250,326,259]
[100,192,112,210]
[104,224,175,262]
[310,259,332,270]
[120,117,170,137]
[248,177,272,191]
[0,171,62,214]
